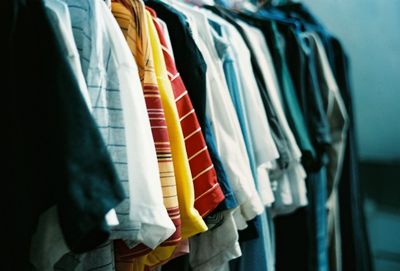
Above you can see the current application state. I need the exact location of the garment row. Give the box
[4,0,368,271]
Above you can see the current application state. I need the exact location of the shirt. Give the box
[55,1,174,270]
[141,9,227,269]
[119,10,208,271]
[111,0,181,260]
[146,1,207,129]
[206,12,279,207]
[294,30,333,166]
[307,34,349,268]
[200,13,277,271]
[50,0,119,230]
[89,0,174,245]
[307,32,348,198]
[145,1,237,211]
[31,1,118,269]
[167,4,261,271]
[173,2,263,223]
[150,7,224,218]
[264,22,317,166]
[3,0,125,269]
[234,18,308,214]
[203,6,292,173]
[146,7,207,239]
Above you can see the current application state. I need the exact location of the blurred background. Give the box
[301,1,400,270]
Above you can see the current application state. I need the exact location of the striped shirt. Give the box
[54,1,174,271]
[111,0,181,260]
[145,7,208,237]
[149,7,225,218]
[122,8,227,270]
[114,8,210,271]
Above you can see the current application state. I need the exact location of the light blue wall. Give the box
[302,0,400,161]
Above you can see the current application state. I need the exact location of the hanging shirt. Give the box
[306,33,349,269]
[54,1,175,270]
[205,11,279,207]
[149,6,224,218]
[3,0,125,269]
[146,1,207,129]
[187,35,243,271]
[236,19,308,214]
[172,1,263,225]
[30,1,118,269]
[199,12,278,271]
[289,30,333,168]
[151,12,226,268]
[307,32,349,199]
[164,4,269,271]
[201,7,300,219]
[260,22,316,166]
[268,22,318,171]
[145,0,238,211]
[111,0,181,260]
[203,6,292,174]
[118,9,208,271]
[145,6,207,239]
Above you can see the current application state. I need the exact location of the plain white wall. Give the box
[301,0,400,161]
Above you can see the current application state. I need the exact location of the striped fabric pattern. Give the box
[55,1,144,270]
[63,0,134,240]
[111,0,181,259]
[148,7,225,217]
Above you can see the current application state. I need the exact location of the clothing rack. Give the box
[3,1,372,271]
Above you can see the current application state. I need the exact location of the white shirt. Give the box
[237,20,308,214]
[98,0,175,247]
[159,4,256,271]
[205,11,279,207]
[173,3,264,222]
